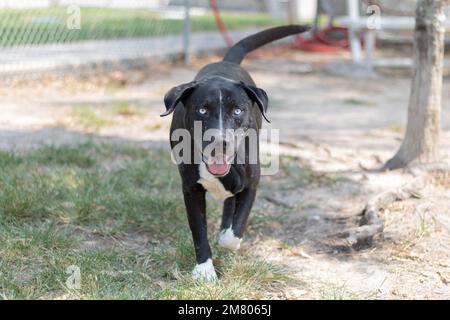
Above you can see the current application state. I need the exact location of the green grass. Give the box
[0,7,283,47]
[0,142,291,299]
[343,98,375,107]
[67,101,147,130]
[386,123,405,134]
[111,101,145,117]
[70,105,111,129]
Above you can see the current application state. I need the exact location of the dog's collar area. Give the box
[197,162,233,200]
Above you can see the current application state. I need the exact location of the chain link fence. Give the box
[0,2,178,48]
[0,0,286,75]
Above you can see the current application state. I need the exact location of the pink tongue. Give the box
[206,157,231,176]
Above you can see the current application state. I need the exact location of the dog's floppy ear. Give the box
[240,82,270,123]
[161,81,197,117]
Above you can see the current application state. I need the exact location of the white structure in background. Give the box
[296,0,317,22]
[338,0,450,70]
[266,0,318,21]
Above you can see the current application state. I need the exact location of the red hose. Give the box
[209,0,347,56]
[314,26,349,48]
[288,0,349,53]
[209,0,234,48]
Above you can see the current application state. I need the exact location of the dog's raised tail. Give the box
[223,25,309,65]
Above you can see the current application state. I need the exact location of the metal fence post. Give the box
[347,0,362,64]
[183,0,191,65]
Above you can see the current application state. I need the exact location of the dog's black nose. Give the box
[209,138,231,157]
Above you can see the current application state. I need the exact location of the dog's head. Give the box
[162,76,269,176]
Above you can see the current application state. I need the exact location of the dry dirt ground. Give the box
[1,49,450,299]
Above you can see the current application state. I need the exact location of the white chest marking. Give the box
[198,162,233,200]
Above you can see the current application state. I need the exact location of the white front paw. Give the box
[192,258,218,282]
[218,228,242,251]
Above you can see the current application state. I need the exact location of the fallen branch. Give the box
[340,176,427,248]
[263,194,294,209]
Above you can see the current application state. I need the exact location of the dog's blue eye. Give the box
[234,108,242,115]
[198,108,207,115]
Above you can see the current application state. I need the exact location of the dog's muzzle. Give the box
[203,153,235,177]
[199,133,241,177]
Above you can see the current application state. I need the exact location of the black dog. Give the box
[162,25,309,281]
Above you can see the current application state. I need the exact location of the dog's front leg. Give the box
[233,188,257,238]
[220,197,236,232]
[218,196,239,250]
[183,187,217,282]
[218,188,257,251]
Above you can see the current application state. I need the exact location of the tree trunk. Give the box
[384,0,447,170]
